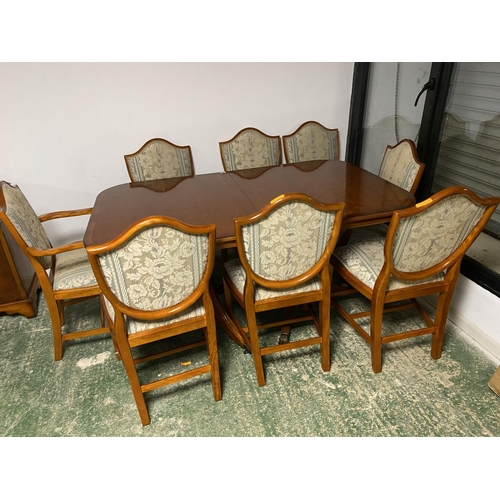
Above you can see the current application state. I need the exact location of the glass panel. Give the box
[360,62,432,175]
[431,62,500,275]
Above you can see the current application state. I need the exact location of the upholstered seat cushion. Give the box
[333,228,444,291]
[224,258,321,301]
[103,296,205,334]
[53,248,98,291]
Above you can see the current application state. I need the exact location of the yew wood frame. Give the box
[222,193,345,386]
[331,186,500,373]
[85,215,221,426]
[0,181,109,361]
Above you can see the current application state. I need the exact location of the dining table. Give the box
[84,160,416,349]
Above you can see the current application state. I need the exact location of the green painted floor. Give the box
[1,292,499,437]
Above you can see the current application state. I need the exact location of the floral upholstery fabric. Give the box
[103,295,205,335]
[97,225,209,315]
[241,201,337,281]
[333,227,445,291]
[284,123,339,163]
[53,248,98,290]
[378,141,421,192]
[126,140,193,181]
[1,183,53,269]
[392,194,486,273]
[224,258,321,301]
[221,130,280,171]
[334,193,487,289]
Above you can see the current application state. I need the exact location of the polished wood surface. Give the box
[84,161,416,248]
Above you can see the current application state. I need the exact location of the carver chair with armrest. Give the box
[282,120,340,164]
[124,137,194,182]
[222,193,345,386]
[0,181,109,361]
[219,127,282,172]
[331,186,500,373]
[86,215,221,426]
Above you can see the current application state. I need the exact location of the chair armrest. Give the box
[38,207,93,223]
[27,240,85,257]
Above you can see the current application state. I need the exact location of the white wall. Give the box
[0,62,353,244]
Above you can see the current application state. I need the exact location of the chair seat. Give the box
[333,228,444,291]
[53,247,98,291]
[224,258,321,301]
[104,296,205,334]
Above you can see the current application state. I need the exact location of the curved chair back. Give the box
[378,139,424,194]
[386,186,498,280]
[88,216,215,321]
[0,182,53,269]
[124,138,194,182]
[283,121,339,163]
[235,193,344,289]
[219,127,282,172]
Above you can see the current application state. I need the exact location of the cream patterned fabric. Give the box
[392,194,486,273]
[221,130,280,171]
[53,248,98,290]
[126,140,192,181]
[241,201,337,281]
[97,225,208,315]
[224,258,321,301]
[1,183,53,269]
[333,227,445,291]
[334,193,487,289]
[284,123,339,163]
[379,141,421,192]
[103,295,205,334]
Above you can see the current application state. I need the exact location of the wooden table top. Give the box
[84,160,415,248]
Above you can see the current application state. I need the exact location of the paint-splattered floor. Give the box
[1,292,499,437]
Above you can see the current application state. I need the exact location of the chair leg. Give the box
[278,307,292,344]
[319,299,331,372]
[370,300,384,373]
[431,290,453,360]
[119,342,151,426]
[47,299,64,361]
[204,323,222,402]
[246,310,266,386]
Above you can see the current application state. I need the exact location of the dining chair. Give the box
[330,186,500,373]
[282,121,340,163]
[337,138,425,247]
[86,215,221,426]
[378,139,425,194]
[219,127,282,172]
[222,192,345,386]
[0,181,109,361]
[124,137,194,182]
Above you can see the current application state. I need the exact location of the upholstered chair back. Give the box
[391,193,488,274]
[240,200,337,282]
[0,182,52,269]
[96,225,209,315]
[219,128,281,171]
[378,139,424,194]
[124,138,193,182]
[283,121,339,163]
